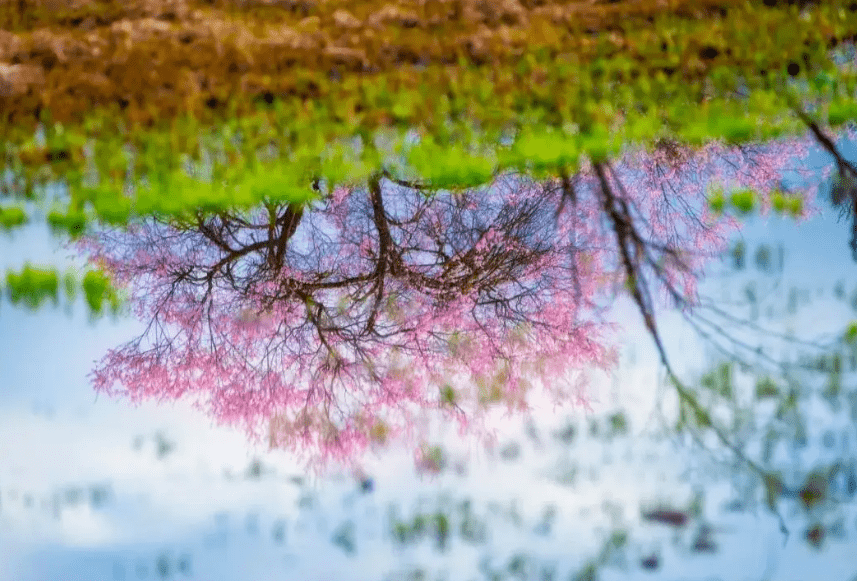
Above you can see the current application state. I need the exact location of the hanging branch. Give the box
[791,105,857,260]
[593,160,795,542]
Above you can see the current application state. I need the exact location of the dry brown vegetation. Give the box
[0,0,837,131]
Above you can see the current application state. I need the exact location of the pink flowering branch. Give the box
[78,134,819,472]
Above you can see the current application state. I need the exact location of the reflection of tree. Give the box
[656,228,857,548]
[574,112,857,546]
[793,107,857,260]
[84,170,613,465]
[81,136,814,468]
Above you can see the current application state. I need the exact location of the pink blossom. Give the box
[77,134,819,472]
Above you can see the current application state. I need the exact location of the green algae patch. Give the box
[0,205,28,231]
[4,263,59,310]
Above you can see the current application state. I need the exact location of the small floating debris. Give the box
[641,508,689,528]
[640,553,660,570]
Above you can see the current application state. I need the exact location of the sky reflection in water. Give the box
[1,137,857,581]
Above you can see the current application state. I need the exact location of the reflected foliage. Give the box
[668,255,857,550]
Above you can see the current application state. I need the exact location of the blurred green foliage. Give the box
[2,263,122,316]
[0,205,28,231]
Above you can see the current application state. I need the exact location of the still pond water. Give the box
[1,135,857,581]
